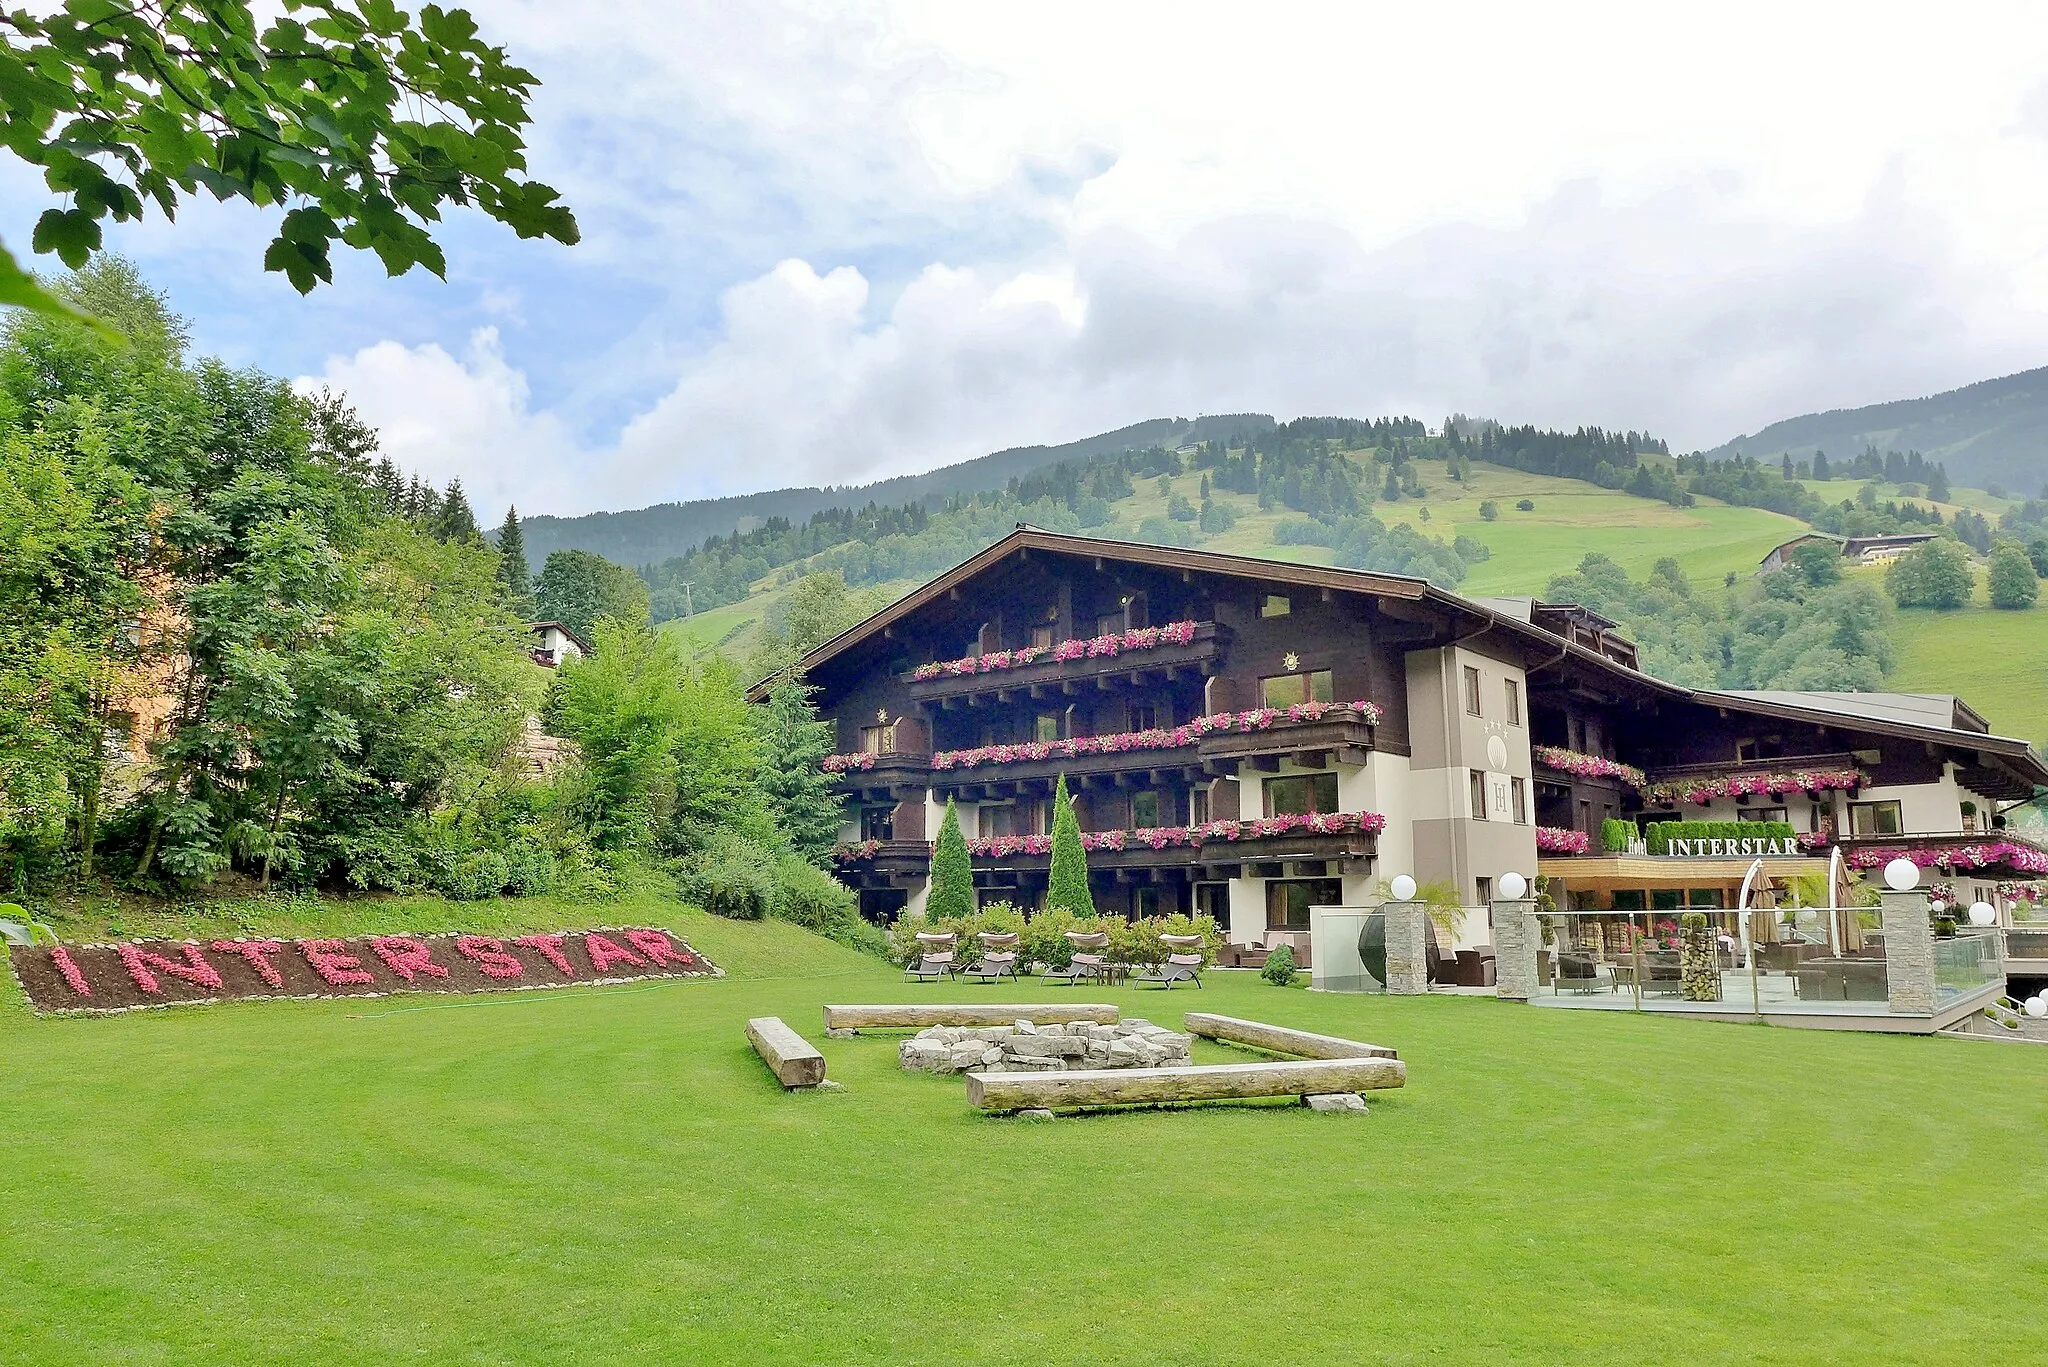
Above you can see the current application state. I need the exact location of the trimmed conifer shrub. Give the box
[1046,774,1095,917]
[927,798,976,921]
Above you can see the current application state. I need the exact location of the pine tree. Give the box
[372,457,404,512]
[435,479,479,542]
[927,798,976,921]
[755,677,846,863]
[1046,773,1094,917]
[495,505,532,606]
[1813,450,1831,481]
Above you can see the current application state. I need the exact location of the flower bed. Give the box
[1844,841,2048,876]
[1641,767,1863,808]
[1532,747,1646,789]
[927,700,1382,772]
[909,621,1200,681]
[5,928,717,1015]
[1535,826,1591,855]
[965,810,1385,858]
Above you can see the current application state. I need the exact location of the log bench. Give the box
[965,1055,1406,1113]
[1182,1012,1397,1060]
[821,1003,1118,1033]
[746,1016,827,1089]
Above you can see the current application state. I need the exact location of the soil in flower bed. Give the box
[9,928,716,1014]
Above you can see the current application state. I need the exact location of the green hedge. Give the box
[1600,819,1636,853]
[1645,820,1795,854]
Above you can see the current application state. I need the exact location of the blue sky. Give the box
[10,1,2048,519]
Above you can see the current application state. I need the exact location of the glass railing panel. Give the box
[1933,929,2001,1003]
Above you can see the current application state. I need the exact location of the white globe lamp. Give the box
[1882,857,1920,892]
[1389,874,1418,902]
[1967,901,1997,927]
[1498,871,1528,901]
[2027,995,2048,1020]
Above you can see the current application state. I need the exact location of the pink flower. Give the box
[211,939,287,988]
[513,933,576,977]
[583,932,647,974]
[455,936,526,979]
[1535,826,1592,855]
[300,939,374,987]
[49,944,91,998]
[368,936,451,984]
[117,942,224,995]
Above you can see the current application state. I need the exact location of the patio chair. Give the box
[1131,933,1205,990]
[904,931,960,983]
[1053,930,1120,987]
[962,931,1021,983]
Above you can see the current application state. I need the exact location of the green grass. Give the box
[1875,565,2048,743]
[5,890,2048,1364]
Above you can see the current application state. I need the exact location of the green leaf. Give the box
[31,206,101,269]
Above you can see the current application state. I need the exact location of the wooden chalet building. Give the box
[762,527,2048,968]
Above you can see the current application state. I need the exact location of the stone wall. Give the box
[900,1018,1192,1074]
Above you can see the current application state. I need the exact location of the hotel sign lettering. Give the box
[1664,837,1801,858]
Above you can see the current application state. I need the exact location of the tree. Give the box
[1926,468,1951,503]
[1046,773,1094,917]
[927,798,974,921]
[1478,500,1499,521]
[2028,538,2048,578]
[0,1,577,308]
[1989,542,2040,610]
[434,479,479,542]
[535,548,649,639]
[1885,538,1974,610]
[550,617,684,852]
[495,506,531,607]
[1789,539,1841,587]
[1813,450,1832,481]
[753,677,843,865]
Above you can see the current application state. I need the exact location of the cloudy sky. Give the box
[13,1,2048,518]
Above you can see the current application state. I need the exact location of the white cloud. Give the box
[293,0,2048,518]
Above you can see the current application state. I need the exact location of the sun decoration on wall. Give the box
[1282,652,1300,671]
[876,708,889,723]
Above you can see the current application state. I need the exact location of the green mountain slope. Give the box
[521,413,1275,568]
[1709,363,2048,496]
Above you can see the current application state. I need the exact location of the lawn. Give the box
[6,891,2048,1364]
[1880,567,2048,744]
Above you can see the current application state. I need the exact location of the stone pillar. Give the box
[1383,900,1430,995]
[1491,899,1538,1000]
[1880,891,1935,1015]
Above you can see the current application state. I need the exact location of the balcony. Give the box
[822,752,933,801]
[1833,831,2048,881]
[1198,705,1377,774]
[1638,754,1866,807]
[966,815,1382,879]
[902,621,1230,706]
[828,839,933,889]
[930,746,1206,798]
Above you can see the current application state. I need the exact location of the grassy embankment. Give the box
[5,888,2048,1364]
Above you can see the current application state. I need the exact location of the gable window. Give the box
[1463,666,1483,717]
[1095,611,1125,637]
[1849,800,1903,837]
[859,722,897,754]
[1031,624,1055,650]
[1504,678,1522,727]
[1264,772,1339,817]
[1260,669,1333,708]
[1261,593,1292,618]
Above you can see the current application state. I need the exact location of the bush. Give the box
[1600,818,1636,853]
[1886,537,1974,609]
[1020,904,1082,972]
[436,849,510,901]
[1643,820,1794,853]
[1478,500,1499,521]
[1989,542,2040,609]
[772,853,856,932]
[1261,944,1298,986]
[1516,498,1535,512]
[682,829,779,920]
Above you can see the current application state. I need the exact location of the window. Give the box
[1031,624,1055,650]
[1128,702,1159,731]
[1261,593,1291,618]
[1739,806,1788,823]
[1504,678,1522,726]
[859,722,897,754]
[1135,887,1168,919]
[1511,777,1528,825]
[1095,611,1125,637]
[861,807,894,841]
[1260,669,1333,708]
[1470,769,1488,821]
[1267,878,1341,930]
[1034,713,1060,743]
[1736,738,1757,763]
[1578,798,1593,832]
[1191,786,1211,825]
[985,801,1046,837]
[1195,882,1228,920]
[1849,800,1903,837]
[1264,772,1339,817]
[1131,790,1163,828]
[1463,665,1483,716]
[1475,876,1493,905]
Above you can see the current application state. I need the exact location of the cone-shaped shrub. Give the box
[927,798,976,921]
[1047,774,1095,917]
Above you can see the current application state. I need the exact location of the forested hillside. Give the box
[519,413,1276,568]
[1709,363,2048,497]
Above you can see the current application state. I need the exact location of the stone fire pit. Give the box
[900,1018,1192,1074]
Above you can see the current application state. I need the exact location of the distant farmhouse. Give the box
[529,620,589,668]
[1758,531,1940,574]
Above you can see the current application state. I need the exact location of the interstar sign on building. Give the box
[764,528,2048,959]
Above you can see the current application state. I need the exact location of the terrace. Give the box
[901,620,1231,706]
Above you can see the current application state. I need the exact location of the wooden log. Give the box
[1182,1012,1398,1060]
[821,1003,1119,1032]
[966,1057,1405,1112]
[746,1016,827,1089]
